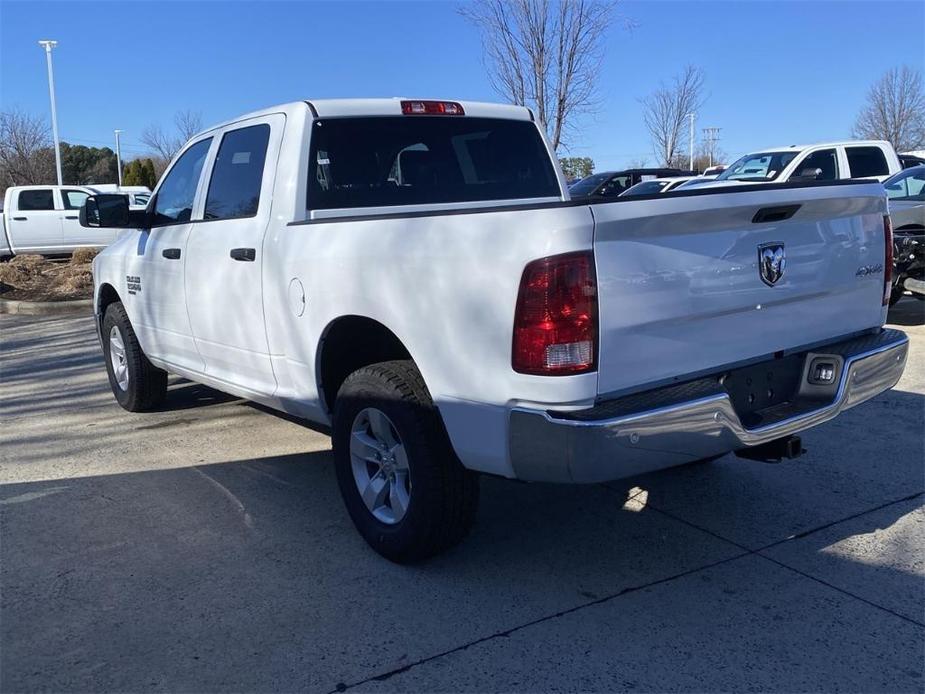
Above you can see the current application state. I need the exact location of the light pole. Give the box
[38,40,63,186]
[114,130,123,187]
[688,112,695,172]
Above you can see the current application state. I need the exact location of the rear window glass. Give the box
[18,189,54,210]
[846,146,889,178]
[307,116,559,210]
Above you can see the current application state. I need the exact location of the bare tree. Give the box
[461,0,616,151]
[140,109,203,166]
[853,66,925,153]
[0,110,56,188]
[640,65,705,167]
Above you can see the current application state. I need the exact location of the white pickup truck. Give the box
[1,185,122,258]
[684,140,902,190]
[83,99,908,562]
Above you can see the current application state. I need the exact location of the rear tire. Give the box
[101,302,167,412]
[332,360,479,563]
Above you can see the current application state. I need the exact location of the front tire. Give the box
[333,360,479,563]
[101,302,167,412]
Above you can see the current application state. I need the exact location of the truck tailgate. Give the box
[591,182,888,398]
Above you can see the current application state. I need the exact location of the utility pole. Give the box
[688,113,695,172]
[114,130,123,187]
[38,40,63,186]
[703,127,722,168]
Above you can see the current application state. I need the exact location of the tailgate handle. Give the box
[752,205,801,224]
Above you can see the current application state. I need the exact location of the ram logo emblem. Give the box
[758,242,786,287]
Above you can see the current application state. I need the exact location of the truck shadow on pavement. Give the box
[2,388,923,692]
[2,313,923,691]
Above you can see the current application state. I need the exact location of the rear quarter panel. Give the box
[263,204,596,475]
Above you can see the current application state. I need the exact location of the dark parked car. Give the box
[568,168,691,199]
[885,165,925,304]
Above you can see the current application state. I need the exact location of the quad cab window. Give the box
[18,189,54,210]
[204,124,270,220]
[846,146,889,178]
[793,149,839,181]
[61,190,89,210]
[153,138,212,225]
[308,116,559,210]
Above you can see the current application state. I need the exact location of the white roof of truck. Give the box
[193,99,534,140]
[749,140,892,153]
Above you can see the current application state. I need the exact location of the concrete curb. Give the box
[0,298,93,316]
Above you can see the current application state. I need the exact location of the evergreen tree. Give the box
[141,158,157,188]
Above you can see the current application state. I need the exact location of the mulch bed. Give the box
[0,249,96,302]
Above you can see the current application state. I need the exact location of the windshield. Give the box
[307,116,560,210]
[568,172,610,196]
[716,151,798,182]
[620,180,668,197]
[885,166,925,201]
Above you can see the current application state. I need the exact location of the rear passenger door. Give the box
[184,115,283,395]
[8,189,61,253]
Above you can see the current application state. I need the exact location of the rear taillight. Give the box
[512,251,597,375]
[883,214,893,306]
[400,100,465,115]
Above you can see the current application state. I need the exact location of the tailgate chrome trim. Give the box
[509,330,908,483]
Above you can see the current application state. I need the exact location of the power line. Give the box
[702,127,722,167]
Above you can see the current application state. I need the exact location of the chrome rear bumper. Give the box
[509,329,909,483]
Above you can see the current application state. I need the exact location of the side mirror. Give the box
[791,167,823,182]
[80,194,141,228]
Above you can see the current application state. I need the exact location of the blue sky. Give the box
[1,0,923,170]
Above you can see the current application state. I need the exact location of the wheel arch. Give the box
[96,283,122,331]
[316,315,415,415]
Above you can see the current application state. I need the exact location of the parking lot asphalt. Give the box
[1,299,923,693]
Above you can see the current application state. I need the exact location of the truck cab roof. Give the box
[190,99,534,141]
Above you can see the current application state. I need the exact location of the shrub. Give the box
[70,247,99,265]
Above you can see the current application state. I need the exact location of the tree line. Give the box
[0,108,199,198]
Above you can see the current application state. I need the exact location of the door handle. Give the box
[162,248,181,260]
[230,247,256,262]
[12,216,27,221]
[64,215,78,220]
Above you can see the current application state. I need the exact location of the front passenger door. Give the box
[128,137,213,373]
